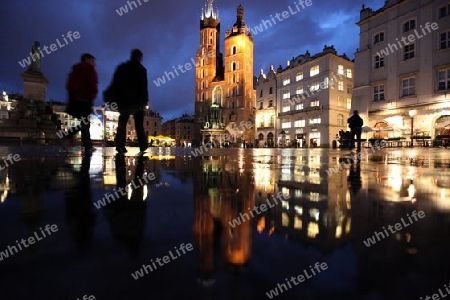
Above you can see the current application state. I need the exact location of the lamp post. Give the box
[409,109,416,147]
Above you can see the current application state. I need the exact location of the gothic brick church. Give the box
[194,0,256,146]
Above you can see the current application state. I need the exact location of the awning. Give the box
[361,126,374,132]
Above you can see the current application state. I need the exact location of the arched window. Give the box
[213,86,223,106]
[232,46,237,55]
[232,62,236,71]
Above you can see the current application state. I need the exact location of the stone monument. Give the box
[20,41,49,103]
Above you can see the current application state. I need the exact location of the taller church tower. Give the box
[194,1,255,146]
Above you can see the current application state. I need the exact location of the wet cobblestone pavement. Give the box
[1,146,450,300]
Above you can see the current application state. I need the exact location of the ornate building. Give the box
[255,66,277,147]
[352,0,450,142]
[275,46,354,148]
[194,0,256,146]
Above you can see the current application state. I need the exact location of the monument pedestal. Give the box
[20,71,49,103]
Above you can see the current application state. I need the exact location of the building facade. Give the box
[162,114,195,146]
[352,0,450,140]
[51,103,162,142]
[255,67,277,147]
[276,46,354,148]
[126,109,162,141]
[0,91,17,120]
[162,119,176,138]
[194,0,256,147]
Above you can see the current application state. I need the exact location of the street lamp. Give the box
[409,109,416,147]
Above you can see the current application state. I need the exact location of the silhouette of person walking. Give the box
[64,153,96,252]
[104,155,148,258]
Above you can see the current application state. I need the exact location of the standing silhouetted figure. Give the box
[347,110,363,151]
[111,49,149,155]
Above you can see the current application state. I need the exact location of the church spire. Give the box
[202,0,218,20]
[233,4,246,29]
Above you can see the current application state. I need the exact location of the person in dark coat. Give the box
[111,49,149,154]
[347,110,364,152]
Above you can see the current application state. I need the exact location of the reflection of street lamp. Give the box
[408,179,416,202]
[409,109,416,147]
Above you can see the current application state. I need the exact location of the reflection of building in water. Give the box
[253,155,279,234]
[193,155,253,285]
[256,154,352,253]
[351,159,450,298]
[0,170,11,203]
[6,159,62,246]
[160,156,194,184]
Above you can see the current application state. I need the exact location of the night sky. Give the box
[0,0,384,121]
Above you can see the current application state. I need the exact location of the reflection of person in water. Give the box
[104,155,148,258]
[64,153,96,252]
[347,163,362,195]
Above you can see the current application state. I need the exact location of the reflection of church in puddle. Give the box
[253,155,352,253]
[193,155,253,284]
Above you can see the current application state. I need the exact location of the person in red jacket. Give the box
[63,53,98,152]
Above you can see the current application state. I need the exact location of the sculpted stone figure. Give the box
[28,41,42,72]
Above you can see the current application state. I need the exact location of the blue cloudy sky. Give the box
[0,0,385,121]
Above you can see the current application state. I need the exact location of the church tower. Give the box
[194,0,224,145]
[194,1,255,146]
[223,4,255,142]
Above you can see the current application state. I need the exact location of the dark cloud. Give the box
[0,0,385,121]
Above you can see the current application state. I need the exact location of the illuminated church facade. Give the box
[194,0,256,146]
